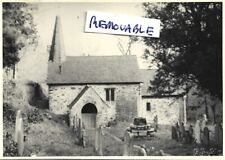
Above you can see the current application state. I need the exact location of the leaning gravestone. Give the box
[214,123,223,147]
[194,120,201,144]
[202,127,210,146]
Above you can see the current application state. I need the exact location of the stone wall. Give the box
[48,84,140,125]
[140,97,183,125]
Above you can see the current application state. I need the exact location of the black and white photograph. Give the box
[2,0,223,157]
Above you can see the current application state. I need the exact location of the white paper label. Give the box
[85,11,160,38]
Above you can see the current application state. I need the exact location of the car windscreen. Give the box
[134,118,147,125]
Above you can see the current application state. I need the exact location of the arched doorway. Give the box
[81,103,97,128]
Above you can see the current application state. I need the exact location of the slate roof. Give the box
[47,55,141,84]
[140,69,184,97]
[140,69,156,95]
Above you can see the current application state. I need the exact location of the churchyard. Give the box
[3,103,223,156]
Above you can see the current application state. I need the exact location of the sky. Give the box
[34,3,152,65]
[17,2,155,81]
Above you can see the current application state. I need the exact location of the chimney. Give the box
[49,16,66,64]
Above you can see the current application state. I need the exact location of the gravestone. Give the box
[133,145,147,156]
[78,119,81,139]
[188,125,194,143]
[123,130,131,156]
[95,128,99,151]
[95,126,103,156]
[73,116,77,132]
[194,120,201,144]
[171,126,176,139]
[179,122,185,142]
[214,123,223,147]
[202,127,210,146]
[98,126,103,156]
[81,127,86,148]
[175,122,180,141]
[154,115,158,131]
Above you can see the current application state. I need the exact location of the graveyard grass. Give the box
[3,80,222,156]
[4,107,222,156]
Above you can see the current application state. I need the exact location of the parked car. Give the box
[126,117,155,137]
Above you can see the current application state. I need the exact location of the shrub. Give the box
[193,147,223,156]
[3,103,16,123]
[4,139,18,157]
[27,108,43,124]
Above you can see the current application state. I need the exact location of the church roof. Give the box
[47,55,141,84]
[140,69,185,97]
[140,69,156,95]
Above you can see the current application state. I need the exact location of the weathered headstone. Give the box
[194,120,201,144]
[81,127,86,148]
[179,122,185,142]
[95,126,103,155]
[154,115,158,131]
[202,127,210,146]
[123,130,131,156]
[95,128,99,151]
[188,125,194,143]
[73,116,77,132]
[175,122,180,142]
[98,126,103,156]
[68,112,73,128]
[171,126,176,140]
[133,145,147,156]
[78,119,81,139]
[18,118,24,156]
[15,110,21,142]
[214,123,223,147]
[200,115,207,131]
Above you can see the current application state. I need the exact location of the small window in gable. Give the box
[146,102,151,111]
[105,88,115,101]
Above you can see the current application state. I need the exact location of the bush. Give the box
[3,138,18,157]
[3,103,16,123]
[193,147,223,156]
[27,108,43,124]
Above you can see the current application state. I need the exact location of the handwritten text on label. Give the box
[85,11,160,38]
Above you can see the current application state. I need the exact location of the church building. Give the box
[47,16,186,128]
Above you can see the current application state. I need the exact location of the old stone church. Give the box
[47,16,186,128]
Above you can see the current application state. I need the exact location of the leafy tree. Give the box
[142,2,222,100]
[3,3,37,77]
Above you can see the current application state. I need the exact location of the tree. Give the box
[3,3,37,78]
[142,2,222,100]
[117,36,139,55]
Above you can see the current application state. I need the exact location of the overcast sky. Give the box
[17,2,154,81]
[34,2,152,67]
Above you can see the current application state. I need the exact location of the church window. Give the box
[146,102,151,111]
[105,88,115,101]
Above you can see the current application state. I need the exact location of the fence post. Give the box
[78,118,81,139]
[98,126,103,156]
[95,127,99,151]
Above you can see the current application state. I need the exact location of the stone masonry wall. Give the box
[49,84,140,125]
[140,97,183,125]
